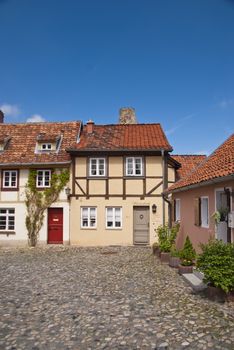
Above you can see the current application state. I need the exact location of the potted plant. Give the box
[169,244,181,268]
[178,236,196,274]
[152,242,160,256]
[197,239,234,301]
[156,223,180,263]
[212,207,229,224]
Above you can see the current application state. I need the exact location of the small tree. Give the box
[25,169,69,247]
[156,223,180,252]
[180,236,196,266]
[197,239,234,293]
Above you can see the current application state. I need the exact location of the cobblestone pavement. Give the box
[0,246,233,350]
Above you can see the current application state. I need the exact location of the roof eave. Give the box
[0,161,71,168]
[167,174,234,194]
[66,147,173,154]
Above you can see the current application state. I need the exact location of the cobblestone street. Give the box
[0,246,233,350]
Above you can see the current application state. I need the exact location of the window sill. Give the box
[1,188,19,192]
[106,228,122,230]
[80,227,97,230]
[0,231,16,236]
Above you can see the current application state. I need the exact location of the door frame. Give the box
[133,205,150,245]
[214,187,231,243]
[47,207,64,244]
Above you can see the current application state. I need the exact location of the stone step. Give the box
[182,273,207,292]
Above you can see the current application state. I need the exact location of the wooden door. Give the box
[48,208,63,244]
[133,206,149,245]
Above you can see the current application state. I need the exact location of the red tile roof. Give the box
[168,134,234,192]
[0,121,81,166]
[69,123,172,152]
[171,155,207,180]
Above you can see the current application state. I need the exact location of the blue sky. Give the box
[0,0,234,154]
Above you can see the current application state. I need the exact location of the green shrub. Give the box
[156,223,180,253]
[180,236,196,266]
[197,239,234,293]
[170,244,181,257]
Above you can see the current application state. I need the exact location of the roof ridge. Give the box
[171,154,207,157]
[0,120,82,126]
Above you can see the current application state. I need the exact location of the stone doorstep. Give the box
[181,273,207,292]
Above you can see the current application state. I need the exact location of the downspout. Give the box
[161,149,168,226]
[162,192,172,227]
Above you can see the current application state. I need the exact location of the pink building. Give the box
[166,134,234,252]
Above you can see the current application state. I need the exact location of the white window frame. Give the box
[81,207,97,229]
[40,143,52,151]
[2,170,18,189]
[106,207,122,229]
[36,170,51,188]
[126,157,143,176]
[175,198,181,222]
[89,158,106,177]
[0,208,15,231]
[201,196,209,228]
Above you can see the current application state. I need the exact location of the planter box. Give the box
[205,286,234,302]
[160,252,170,263]
[178,264,193,275]
[169,256,181,268]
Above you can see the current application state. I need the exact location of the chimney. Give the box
[0,110,4,123]
[87,120,94,134]
[119,107,137,124]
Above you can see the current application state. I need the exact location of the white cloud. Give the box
[218,98,234,109]
[165,113,195,136]
[26,114,46,123]
[194,150,210,156]
[0,103,20,117]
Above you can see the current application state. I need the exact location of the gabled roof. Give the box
[0,121,81,166]
[168,134,234,192]
[68,123,172,152]
[170,155,207,180]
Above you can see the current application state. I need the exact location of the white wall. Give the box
[0,169,70,246]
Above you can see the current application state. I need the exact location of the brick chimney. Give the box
[119,107,137,124]
[87,120,94,134]
[0,110,4,123]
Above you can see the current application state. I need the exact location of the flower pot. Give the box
[227,290,234,302]
[178,264,193,275]
[169,256,181,268]
[160,252,170,263]
[152,245,160,256]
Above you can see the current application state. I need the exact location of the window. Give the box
[36,170,51,188]
[201,197,209,228]
[2,170,18,189]
[41,143,52,151]
[106,207,122,229]
[126,157,143,176]
[89,158,106,176]
[81,207,97,228]
[0,208,15,231]
[175,199,181,221]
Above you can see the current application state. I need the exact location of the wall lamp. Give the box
[152,204,157,213]
[65,186,71,199]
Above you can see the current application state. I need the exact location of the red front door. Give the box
[48,208,63,244]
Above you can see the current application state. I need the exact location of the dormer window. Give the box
[35,133,62,154]
[0,135,11,152]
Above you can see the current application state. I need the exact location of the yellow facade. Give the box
[70,155,174,246]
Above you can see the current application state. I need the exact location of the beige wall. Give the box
[70,196,164,246]
[173,180,234,252]
[70,155,174,246]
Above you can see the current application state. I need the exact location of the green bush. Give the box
[180,236,196,266]
[197,239,234,293]
[156,223,180,253]
[170,244,181,257]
